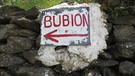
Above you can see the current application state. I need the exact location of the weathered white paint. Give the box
[37,3,108,73]
[68,3,108,62]
[41,7,90,45]
[37,46,59,66]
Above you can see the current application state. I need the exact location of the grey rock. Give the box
[18,29,38,40]
[113,42,135,59]
[119,61,135,75]
[96,0,120,6]
[36,35,40,47]
[0,0,3,6]
[117,42,135,51]
[12,11,26,18]
[7,29,23,38]
[110,15,135,25]
[0,53,25,67]
[18,29,38,37]
[103,68,116,76]
[82,69,102,76]
[99,52,113,60]
[0,16,11,24]
[10,17,40,32]
[0,5,25,24]
[130,5,135,14]
[55,48,89,73]
[34,17,40,24]
[7,36,33,53]
[0,69,13,76]
[108,0,120,7]
[38,46,89,73]
[0,5,25,17]
[113,25,135,42]
[0,36,33,53]
[54,65,80,76]
[0,44,7,52]
[8,28,38,40]
[91,59,118,67]
[59,72,80,76]
[23,49,38,64]
[106,23,112,34]
[0,24,17,40]
[14,66,57,76]
[25,6,41,20]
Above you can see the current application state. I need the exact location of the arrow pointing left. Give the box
[44,29,88,43]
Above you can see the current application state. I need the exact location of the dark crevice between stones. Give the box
[0,39,7,45]
[0,17,11,24]
[55,46,68,51]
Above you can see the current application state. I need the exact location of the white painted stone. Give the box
[37,46,59,66]
[40,7,90,45]
[37,2,108,73]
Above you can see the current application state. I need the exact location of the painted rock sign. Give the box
[41,7,90,45]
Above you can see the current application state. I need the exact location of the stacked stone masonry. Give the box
[0,1,135,76]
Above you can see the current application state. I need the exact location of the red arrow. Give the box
[44,29,88,43]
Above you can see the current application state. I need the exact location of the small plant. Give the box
[3,0,62,10]
[106,0,135,19]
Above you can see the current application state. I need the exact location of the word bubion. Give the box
[43,13,89,28]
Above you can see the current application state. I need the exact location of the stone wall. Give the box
[0,1,135,76]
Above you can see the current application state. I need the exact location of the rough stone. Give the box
[119,61,135,75]
[0,16,11,24]
[36,35,40,47]
[99,52,113,60]
[106,23,112,34]
[11,11,26,18]
[1,1,135,76]
[0,53,25,67]
[59,72,80,76]
[90,59,118,67]
[0,69,13,76]
[7,36,33,53]
[102,68,116,76]
[8,28,38,40]
[38,46,89,73]
[82,69,102,76]
[0,44,7,51]
[0,5,25,17]
[0,36,33,53]
[10,17,40,32]
[18,29,38,40]
[113,25,135,42]
[112,42,135,59]
[108,0,120,7]
[110,15,135,25]
[37,3,108,73]
[129,5,135,15]
[25,6,41,20]
[0,5,25,24]
[0,24,17,40]
[13,66,57,76]
[0,0,3,6]
[54,65,81,75]
[23,49,38,64]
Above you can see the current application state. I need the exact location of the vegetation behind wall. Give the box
[2,0,62,10]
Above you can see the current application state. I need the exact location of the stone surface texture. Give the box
[0,0,135,76]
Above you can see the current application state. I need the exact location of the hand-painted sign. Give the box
[41,7,90,45]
